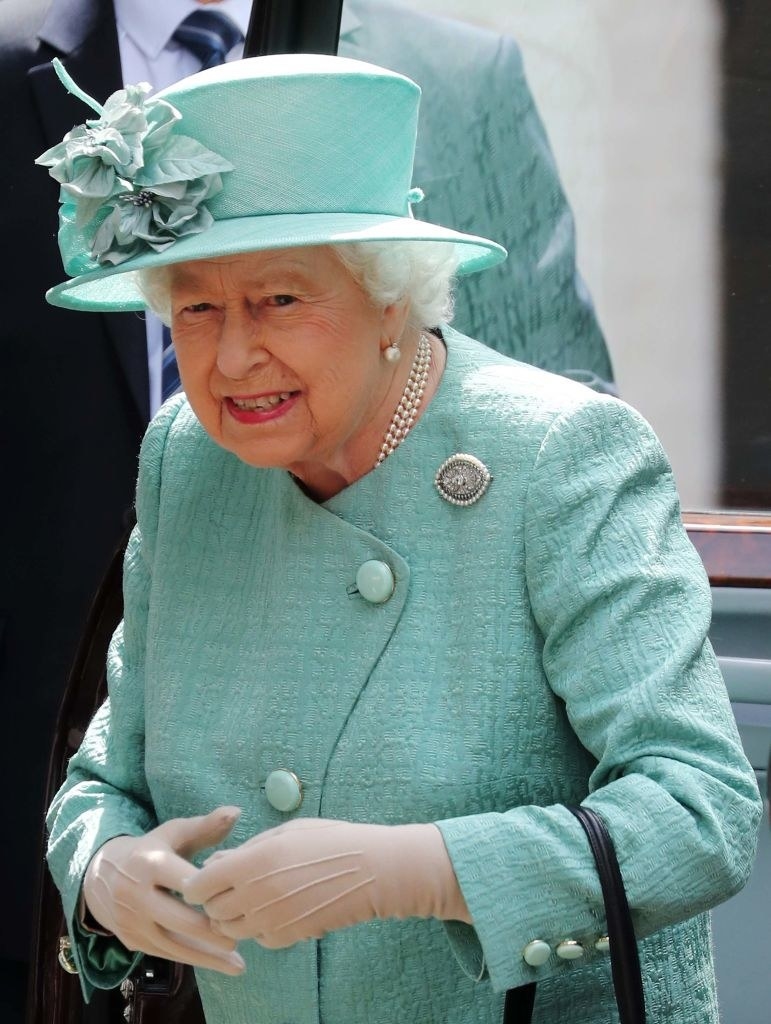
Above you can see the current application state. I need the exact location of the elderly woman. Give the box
[40,54,760,1024]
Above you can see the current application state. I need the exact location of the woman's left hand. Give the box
[181,818,470,948]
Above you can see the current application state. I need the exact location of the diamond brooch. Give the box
[434,453,492,507]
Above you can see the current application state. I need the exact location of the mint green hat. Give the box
[38,53,506,312]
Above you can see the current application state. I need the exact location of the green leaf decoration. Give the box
[136,136,234,186]
[37,68,233,269]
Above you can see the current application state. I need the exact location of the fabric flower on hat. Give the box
[36,59,233,268]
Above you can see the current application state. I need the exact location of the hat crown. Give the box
[158,55,420,221]
[41,54,506,311]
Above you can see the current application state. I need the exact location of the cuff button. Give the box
[556,939,585,960]
[522,939,551,967]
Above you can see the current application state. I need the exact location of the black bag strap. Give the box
[569,806,645,1023]
[504,806,645,1024]
[503,982,536,1022]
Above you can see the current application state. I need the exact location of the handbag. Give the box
[117,960,201,1024]
[502,806,646,1024]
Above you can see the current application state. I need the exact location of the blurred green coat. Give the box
[341,0,615,389]
[48,331,760,1023]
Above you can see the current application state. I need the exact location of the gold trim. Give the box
[57,935,78,975]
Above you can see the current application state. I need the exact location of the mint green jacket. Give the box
[47,330,761,1024]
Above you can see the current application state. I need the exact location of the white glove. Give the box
[182,818,470,949]
[82,806,246,975]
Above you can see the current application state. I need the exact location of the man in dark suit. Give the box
[0,1,612,1020]
[0,1,148,1018]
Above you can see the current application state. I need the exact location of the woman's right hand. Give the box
[82,806,246,976]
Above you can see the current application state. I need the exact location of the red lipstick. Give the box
[225,391,300,424]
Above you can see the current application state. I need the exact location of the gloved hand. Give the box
[181,817,470,949]
[82,806,246,975]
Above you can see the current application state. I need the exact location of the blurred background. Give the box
[401,0,770,512]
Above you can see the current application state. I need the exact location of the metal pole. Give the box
[244,0,344,57]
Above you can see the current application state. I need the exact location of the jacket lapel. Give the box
[338,3,368,60]
[28,0,150,423]
[339,5,363,45]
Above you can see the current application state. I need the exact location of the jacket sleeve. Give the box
[46,398,185,998]
[436,395,762,993]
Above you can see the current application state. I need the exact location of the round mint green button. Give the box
[265,769,303,812]
[556,940,585,960]
[356,560,395,604]
[522,939,551,967]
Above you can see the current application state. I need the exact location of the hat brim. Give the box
[45,213,507,312]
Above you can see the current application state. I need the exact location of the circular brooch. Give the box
[434,453,492,507]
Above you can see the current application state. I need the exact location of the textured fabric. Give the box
[46,330,761,1024]
[341,0,613,384]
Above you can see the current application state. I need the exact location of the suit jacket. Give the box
[0,0,147,963]
[4,0,611,972]
[341,1,614,385]
[47,331,760,1023]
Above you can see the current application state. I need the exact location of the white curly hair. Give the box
[136,240,458,331]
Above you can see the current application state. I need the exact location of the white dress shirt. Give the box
[113,0,252,414]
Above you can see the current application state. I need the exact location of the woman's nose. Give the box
[215,312,270,380]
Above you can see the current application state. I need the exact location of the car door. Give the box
[687,522,771,1020]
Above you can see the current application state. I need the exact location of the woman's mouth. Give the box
[230,392,293,411]
[225,391,299,423]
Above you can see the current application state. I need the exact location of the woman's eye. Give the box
[184,302,213,314]
[268,294,297,307]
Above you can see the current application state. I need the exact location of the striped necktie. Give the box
[161,325,182,402]
[172,8,244,70]
[159,9,244,403]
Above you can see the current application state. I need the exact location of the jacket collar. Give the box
[37,0,102,55]
[339,6,362,40]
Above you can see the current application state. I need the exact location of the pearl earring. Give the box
[383,343,401,364]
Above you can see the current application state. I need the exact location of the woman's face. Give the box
[169,247,409,490]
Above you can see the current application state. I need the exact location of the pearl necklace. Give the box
[375,334,431,468]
